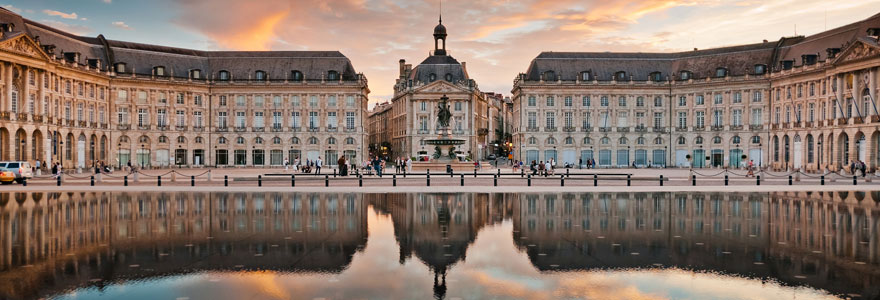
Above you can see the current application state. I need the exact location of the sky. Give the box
[4,0,880,107]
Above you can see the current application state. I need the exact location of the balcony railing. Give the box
[563,126,576,132]
[711,125,724,131]
[234,127,247,132]
[138,125,151,130]
[634,126,647,132]
[176,125,188,131]
[271,126,283,132]
[544,127,557,132]
[676,126,688,132]
[117,124,130,130]
[252,127,265,132]
[617,127,629,132]
[193,126,205,132]
[290,126,301,132]
[693,126,705,131]
[0,111,9,120]
[327,127,338,132]
[730,125,743,130]
[599,127,611,132]
[344,127,357,132]
[216,127,228,132]
[78,121,87,127]
[157,125,169,131]
[581,127,593,132]
[526,127,539,132]
[308,127,319,132]
[652,127,666,133]
[749,125,763,130]
[418,129,430,134]
[17,112,28,120]
[33,115,43,123]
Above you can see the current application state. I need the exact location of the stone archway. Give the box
[15,128,27,161]
[838,132,849,168]
[32,129,43,163]
[0,127,8,160]
[793,134,802,169]
[855,131,866,164]
[871,130,880,171]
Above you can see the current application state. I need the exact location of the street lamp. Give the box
[117,142,121,169]
[140,144,145,168]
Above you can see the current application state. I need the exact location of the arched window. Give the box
[291,70,303,81]
[195,137,203,143]
[236,137,245,144]
[713,136,722,144]
[429,73,437,82]
[546,137,556,145]
[218,70,230,81]
[528,137,537,144]
[291,137,300,144]
[218,137,227,144]
[445,73,453,82]
[619,137,628,144]
[751,136,761,144]
[583,137,592,144]
[158,136,168,143]
[255,70,267,81]
[732,136,741,144]
[601,137,610,144]
[328,137,337,145]
[564,137,574,144]
[272,137,281,144]
[255,137,264,144]
[636,137,645,144]
[654,137,663,145]
[177,136,186,143]
[119,136,130,143]
[677,137,686,145]
[308,137,318,144]
[327,70,339,81]
[139,135,150,144]
[695,136,703,144]
[345,137,355,145]
[615,71,627,81]
[580,71,591,81]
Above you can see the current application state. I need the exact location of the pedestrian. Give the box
[316,156,323,174]
[860,160,867,177]
[406,157,412,173]
[338,155,347,176]
[747,160,755,177]
[372,156,383,177]
[284,157,289,171]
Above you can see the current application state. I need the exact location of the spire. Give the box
[433,4,448,56]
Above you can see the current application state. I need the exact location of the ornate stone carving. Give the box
[0,36,46,59]
[840,42,879,63]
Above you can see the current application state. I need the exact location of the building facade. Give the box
[513,13,880,171]
[369,18,491,161]
[0,8,369,170]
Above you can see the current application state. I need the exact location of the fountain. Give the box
[423,94,466,161]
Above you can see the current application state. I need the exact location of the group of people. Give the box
[850,160,868,177]
[283,157,324,174]
[527,159,556,176]
[393,157,413,174]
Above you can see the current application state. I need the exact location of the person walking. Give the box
[406,157,412,173]
[315,157,323,174]
[338,156,347,176]
[860,160,867,177]
[284,157,289,171]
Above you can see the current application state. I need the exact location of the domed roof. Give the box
[433,22,447,36]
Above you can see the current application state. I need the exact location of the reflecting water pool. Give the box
[0,191,878,299]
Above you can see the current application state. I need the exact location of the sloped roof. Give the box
[409,54,468,84]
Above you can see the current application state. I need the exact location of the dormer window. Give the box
[754,64,766,75]
[114,63,127,73]
[580,71,591,81]
[87,59,101,69]
[63,52,79,63]
[255,70,266,81]
[291,70,303,81]
[715,67,728,78]
[190,69,201,79]
[649,71,662,82]
[615,71,626,81]
[445,73,453,82]
[781,60,793,70]
[218,70,230,81]
[429,73,437,82]
[802,54,817,65]
[153,66,166,77]
[679,70,691,80]
[543,70,556,81]
[327,70,339,81]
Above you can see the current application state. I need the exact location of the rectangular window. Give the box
[254,111,264,128]
[635,112,645,127]
[653,112,662,128]
[582,96,590,107]
[528,96,536,107]
[733,92,742,103]
[546,96,555,107]
[219,95,227,106]
[194,95,203,106]
[564,111,573,127]
[176,110,186,127]
[327,111,337,128]
[454,102,462,111]
[345,112,356,129]
[696,95,704,105]
[117,107,129,124]
[273,96,282,107]
[236,111,246,128]
[176,93,185,105]
[291,111,301,128]
[419,116,429,131]
[64,102,71,120]
[732,109,742,126]
[545,112,555,128]
[77,103,84,121]
[695,111,705,127]
[254,96,264,107]
[236,96,246,107]
[309,96,318,107]
[599,112,609,127]
[636,97,644,107]
[157,109,167,126]
[582,112,591,128]
[272,111,282,128]
[527,112,537,128]
[713,109,723,127]
[678,96,686,106]
[654,96,662,107]
[618,96,626,107]
[420,102,427,111]
[193,111,203,128]
[564,96,572,107]
[137,108,148,127]
[27,94,35,113]
[291,95,301,107]
[751,108,762,126]
[328,95,337,107]
[346,95,355,107]
[308,111,318,128]
[808,103,815,122]
[714,94,723,105]
[217,112,227,128]
[600,96,609,107]
[617,111,628,127]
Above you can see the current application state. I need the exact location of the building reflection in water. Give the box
[0,191,877,299]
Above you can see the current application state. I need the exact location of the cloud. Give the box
[103,0,112,3]
[3,4,22,14]
[112,21,132,30]
[43,9,78,19]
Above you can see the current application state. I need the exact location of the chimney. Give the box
[399,59,406,79]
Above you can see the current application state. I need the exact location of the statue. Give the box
[437,94,452,128]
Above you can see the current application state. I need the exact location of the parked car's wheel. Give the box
[15,179,24,184]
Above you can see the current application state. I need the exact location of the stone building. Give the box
[0,8,369,170]
[371,18,491,161]
[513,13,880,170]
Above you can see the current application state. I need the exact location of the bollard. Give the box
[291,174,295,187]
[497,169,501,176]
[627,174,631,186]
[22,179,26,187]
[594,174,598,186]
[788,175,793,185]
[393,174,397,186]
[527,174,531,186]
[821,175,825,185]
[474,169,477,178]
[724,175,729,186]
[853,176,857,186]
[659,175,663,186]
[123,175,128,186]
[333,169,337,178]
[494,174,497,186]
[58,175,62,186]
[191,175,195,186]
[359,174,363,187]
[325,175,329,187]
[521,169,525,177]
[566,168,570,177]
[224,175,228,187]
[427,169,431,186]
[692,175,696,186]
[461,173,465,186]
[756,175,761,185]
[258,175,262,187]
[561,175,565,186]
[158,175,162,187]
[90,176,95,186]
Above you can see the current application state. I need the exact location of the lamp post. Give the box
[140,144,145,168]
[59,140,64,169]
[117,142,121,169]
[818,140,823,166]
[20,139,25,161]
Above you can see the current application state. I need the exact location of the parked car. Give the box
[0,161,33,183]
[487,154,497,160]
[0,168,15,184]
